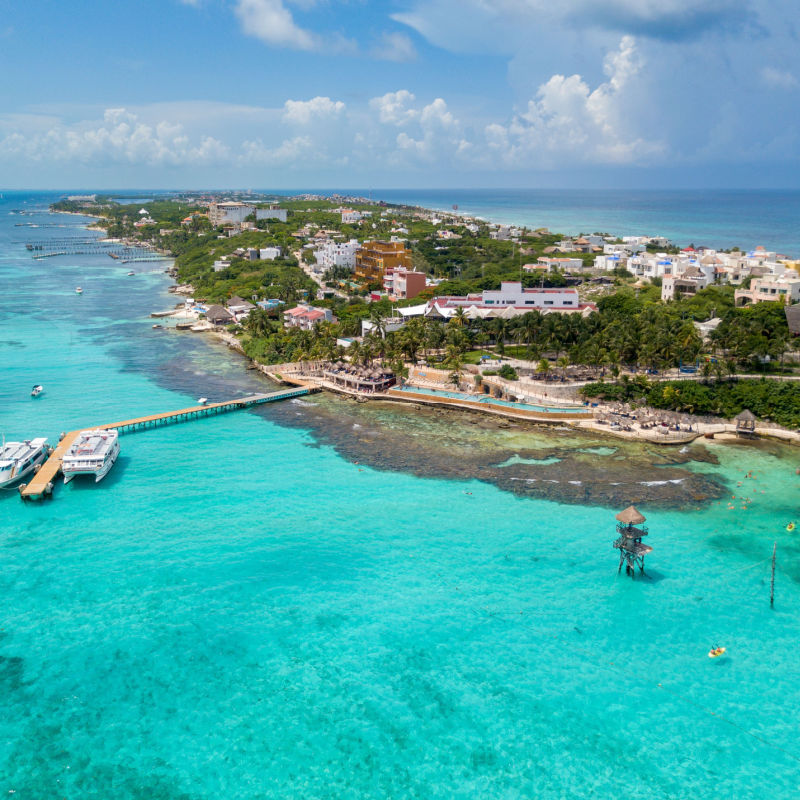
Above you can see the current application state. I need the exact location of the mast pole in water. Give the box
[770,542,776,608]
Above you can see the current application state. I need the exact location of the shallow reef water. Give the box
[2,193,800,798]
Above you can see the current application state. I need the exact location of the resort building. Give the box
[734,275,800,306]
[283,304,337,331]
[354,240,412,284]
[399,282,596,320]
[259,247,282,260]
[382,267,427,300]
[208,202,255,227]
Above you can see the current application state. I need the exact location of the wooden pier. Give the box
[19,387,316,500]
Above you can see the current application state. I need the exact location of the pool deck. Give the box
[384,387,592,422]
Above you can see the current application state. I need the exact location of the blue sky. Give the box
[0,0,798,189]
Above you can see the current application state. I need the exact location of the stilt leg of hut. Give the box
[618,553,624,573]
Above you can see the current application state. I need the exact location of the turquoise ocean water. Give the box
[2,191,800,797]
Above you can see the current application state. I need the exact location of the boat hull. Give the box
[0,446,48,488]
[62,438,120,485]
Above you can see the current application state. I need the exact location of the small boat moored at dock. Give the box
[62,428,120,484]
[0,438,50,488]
[197,397,209,405]
[31,384,43,397]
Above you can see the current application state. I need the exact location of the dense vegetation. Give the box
[581,377,800,428]
[52,194,797,423]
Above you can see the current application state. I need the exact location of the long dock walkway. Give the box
[20,386,316,500]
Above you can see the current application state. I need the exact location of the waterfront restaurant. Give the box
[323,362,396,393]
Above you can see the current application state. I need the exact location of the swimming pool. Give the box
[397,385,591,414]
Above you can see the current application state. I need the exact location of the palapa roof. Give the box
[785,304,800,335]
[735,409,757,422]
[615,505,646,525]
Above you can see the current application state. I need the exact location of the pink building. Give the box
[383,267,427,300]
[283,305,337,331]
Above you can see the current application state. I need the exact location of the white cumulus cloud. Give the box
[486,36,663,166]
[282,96,346,125]
[369,90,419,126]
[0,107,230,166]
[234,0,317,50]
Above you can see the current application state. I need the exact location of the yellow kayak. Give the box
[708,647,726,659]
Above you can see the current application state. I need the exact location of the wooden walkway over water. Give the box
[20,386,316,500]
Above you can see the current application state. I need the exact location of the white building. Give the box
[661,267,712,301]
[260,247,282,261]
[314,239,360,272]
[255,207,288,223]
[208,202,255,227]
[341,209,363,224]
[534,257,585,273]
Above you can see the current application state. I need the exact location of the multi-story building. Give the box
[354,240,412,284]
[735,275,800,306]
[661,267,712,301]
[383,267,427,300]
[208,202,255,227]
[532,257,585,273]
[255,206,288,223]
[283,304,337,330]
[314,239,360,272]
[341,209,363,224]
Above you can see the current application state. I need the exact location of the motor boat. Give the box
[75,287,83,294]
[197,397,209,405]
[31,384,43,397]
[0,438,50,488]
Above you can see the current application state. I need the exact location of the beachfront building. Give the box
[382,266,427,300]
[283,304,337,331]
[734,275,800,306]
[208,202,255,227]
[354,240,412,285]
[255,206,288,223]
[204,304,235,325]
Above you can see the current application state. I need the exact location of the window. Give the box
[544,301,553,305]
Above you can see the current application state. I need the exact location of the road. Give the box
[294,250,350,299]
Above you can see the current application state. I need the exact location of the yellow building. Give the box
[354,240,411,284]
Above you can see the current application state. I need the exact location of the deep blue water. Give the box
[328,189,800,257]
[2,191,800,798]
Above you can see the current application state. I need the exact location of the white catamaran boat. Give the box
[0,438,50,488]
[62,428,120,484]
